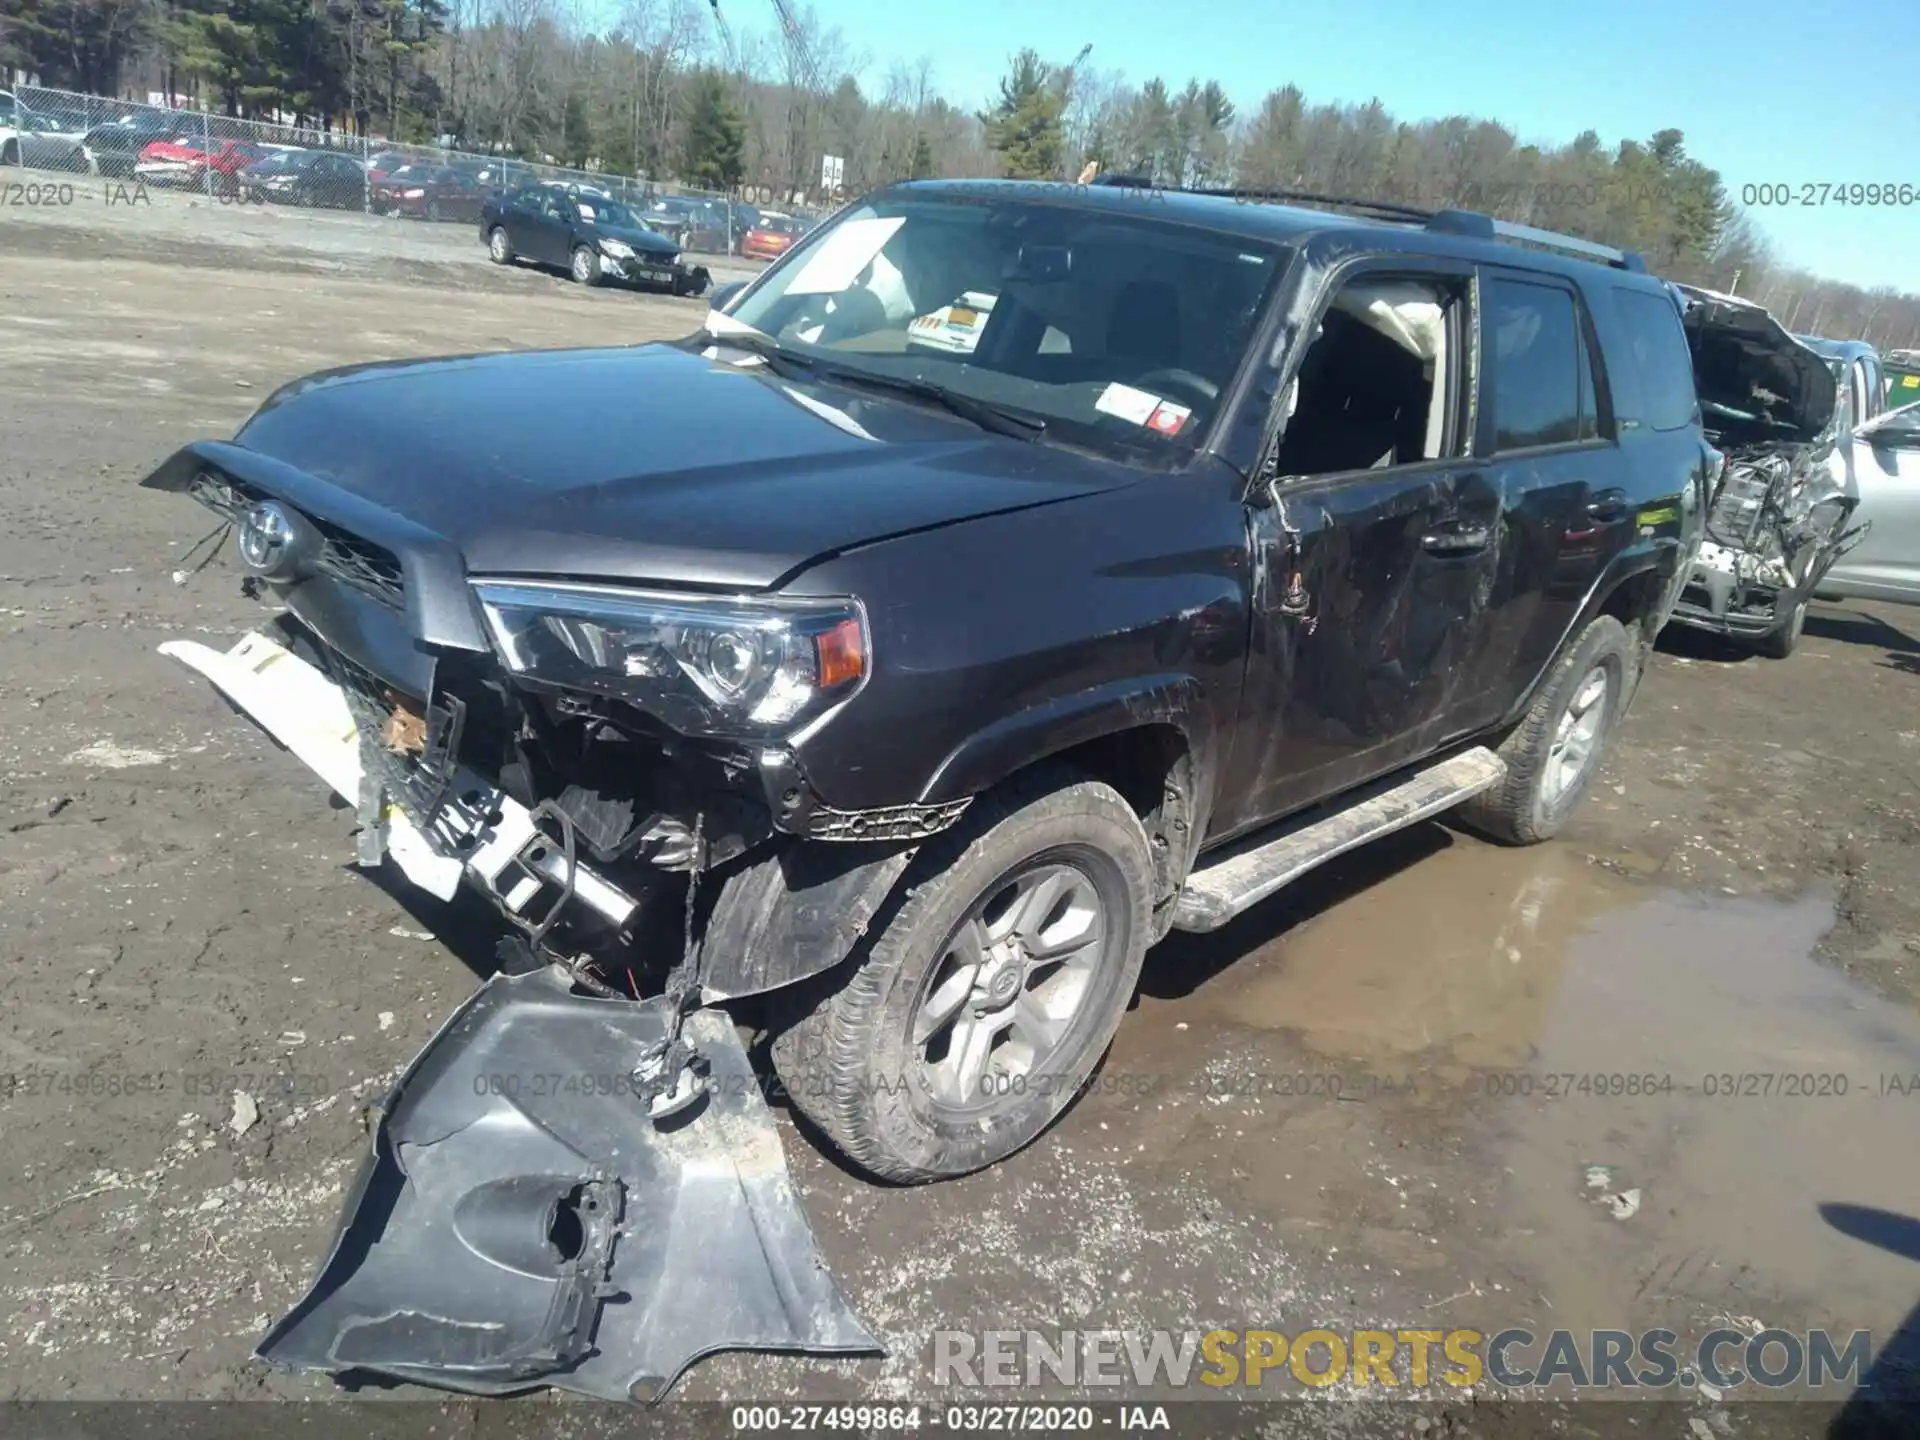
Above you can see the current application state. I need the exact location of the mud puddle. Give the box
[1117,827,1920,1371]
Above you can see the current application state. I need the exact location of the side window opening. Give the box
[1272,275,1460,478]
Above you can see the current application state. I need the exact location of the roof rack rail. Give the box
[1427,208,1647,271]
[1186,186,1436,223]
[1088,175,1648,271]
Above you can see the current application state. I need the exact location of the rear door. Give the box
[1451,266,1634,733]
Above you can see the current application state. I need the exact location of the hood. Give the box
[1674,284,1837,445]
[582,217,679,257]
[174,344,1139,590]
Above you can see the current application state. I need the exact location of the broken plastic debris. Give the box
[377,1011,395,1031]
[278,1030,307,1046]
[387,926,434,941]
[1583,1164,1617,1190]
[228,1091,259,1138]
[1603,1188,1642,1220]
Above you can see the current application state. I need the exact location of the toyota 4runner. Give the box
[145,178,1711,1401]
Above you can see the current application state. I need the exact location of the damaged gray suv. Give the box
[145,178,1711,1400]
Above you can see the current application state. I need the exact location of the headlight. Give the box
[472,581,869,737]
[599,238,635,258]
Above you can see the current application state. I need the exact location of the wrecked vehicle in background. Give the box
[1667,287,1863,656]
[142,178,1709,1401]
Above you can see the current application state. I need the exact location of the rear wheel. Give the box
[0,141,17,167]
[1458,614,1632,845]
[426,198,442,223]
[769,768,1153,1183]
[487,226,513,264]
[570,244,601,286]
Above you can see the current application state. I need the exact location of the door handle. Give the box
[1585,491,1630,523]
[1422,522,1491,554]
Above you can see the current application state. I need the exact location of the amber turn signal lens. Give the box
[814,617,866,688]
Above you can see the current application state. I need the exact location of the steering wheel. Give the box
[1130,367,1219,408]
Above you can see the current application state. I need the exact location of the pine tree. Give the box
[680,71,745,191]
[980,49,1068,180]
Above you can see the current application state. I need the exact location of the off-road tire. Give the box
[1457,613,1633,846]
[487,226,513,264]
[768,767,1153,1184]
[1753,591,1808,659]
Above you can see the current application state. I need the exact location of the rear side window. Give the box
[1612,288,1698,432]
[1485,277,1595,450]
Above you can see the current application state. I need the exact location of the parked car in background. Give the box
[0,106,92,172]
[481,184,710,294]
[365,150,421,185]
[136,136,268,192]
[1884,347,1920,406]
[80,116,175,178]
[373,163,489,222]
[1817,367,1920,607]
[1667,294,1864,656]
[468,157,537,193]
[237,148,367,208]
[741,211,806,261]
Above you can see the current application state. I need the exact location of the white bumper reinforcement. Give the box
[159,631,639,928]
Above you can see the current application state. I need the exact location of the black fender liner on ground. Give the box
[256,966,878,1402]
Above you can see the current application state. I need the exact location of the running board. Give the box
[1170,747,1507,933]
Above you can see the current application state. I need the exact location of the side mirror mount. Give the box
[709,280,746,313]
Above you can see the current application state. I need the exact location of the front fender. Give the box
[916,672,1214,805]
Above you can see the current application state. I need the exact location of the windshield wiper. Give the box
[814,367,1047,442]
[706,327,815,379]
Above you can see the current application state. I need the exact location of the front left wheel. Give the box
[769,768,1153,1184]
[570,244,602,285]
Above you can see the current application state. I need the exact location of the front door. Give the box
[1215,257,1502,837]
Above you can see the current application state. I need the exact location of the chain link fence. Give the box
[1,83,753,257]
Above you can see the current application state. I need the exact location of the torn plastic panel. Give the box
[257,967,879,1401]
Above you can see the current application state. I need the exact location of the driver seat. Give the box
[1106,280,1184,371]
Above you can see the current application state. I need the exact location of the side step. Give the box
[1170,746,1507,933]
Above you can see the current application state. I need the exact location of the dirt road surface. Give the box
[2,221,1917,1438]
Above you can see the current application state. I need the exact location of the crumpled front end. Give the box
[259,967,878,1401]
[1667,285,1864,641]
[1673,444,1864,638]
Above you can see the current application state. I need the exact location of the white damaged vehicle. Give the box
[1667,286,1864,655]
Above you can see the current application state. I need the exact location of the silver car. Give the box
[1818,399,1920,606]
[0,98,91,172]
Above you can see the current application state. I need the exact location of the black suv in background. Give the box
[146,178,1710,1397]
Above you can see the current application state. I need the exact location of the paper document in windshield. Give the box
[784,217,906,295]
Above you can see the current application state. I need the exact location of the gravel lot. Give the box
[1,214,1917,1437]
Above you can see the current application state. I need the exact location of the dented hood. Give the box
[257,967,878,1401]
[1675,284,1838,444]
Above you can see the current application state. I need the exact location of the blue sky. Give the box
[776,0,1919,292]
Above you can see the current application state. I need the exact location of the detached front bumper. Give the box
[161,627,881,1399]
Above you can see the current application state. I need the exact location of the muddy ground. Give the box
[1,212,1918,1438]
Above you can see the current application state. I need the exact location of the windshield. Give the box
[718,190,1286,457]
[572,197,637,226]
